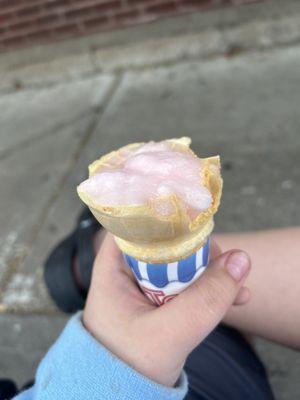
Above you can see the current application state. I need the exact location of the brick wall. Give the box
[0,0,260,51]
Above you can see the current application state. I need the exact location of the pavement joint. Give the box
[0,110,95,162]
[0,111,89,161]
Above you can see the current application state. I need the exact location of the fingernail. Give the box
[226,251,250,282]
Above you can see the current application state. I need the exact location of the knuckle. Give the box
[200,275,233,314]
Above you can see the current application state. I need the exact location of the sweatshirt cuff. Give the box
[35,312,188,400]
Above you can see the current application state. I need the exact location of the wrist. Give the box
[44,313,188,400]
[82,309,183,387]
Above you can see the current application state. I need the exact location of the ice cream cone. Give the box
[77,137,223,304]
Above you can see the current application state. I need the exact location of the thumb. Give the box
[157,250,251,353]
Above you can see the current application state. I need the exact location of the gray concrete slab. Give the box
[256,338,300,400]
[0,75,115,289]
[97,47,300,150]
[0,76,119,312]
[0,117,90,287]
[0,75,113,155]
[0,53,94,93]
[0,313,67,387]
[1,133,95,312]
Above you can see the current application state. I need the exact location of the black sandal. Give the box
[44,208,101,313]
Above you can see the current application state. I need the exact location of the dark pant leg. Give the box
[184,325,275,400]
[0,379,18,400]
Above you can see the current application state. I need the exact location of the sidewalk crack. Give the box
[0,73,123,305]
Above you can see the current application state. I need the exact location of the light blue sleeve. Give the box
[14,313,188,400]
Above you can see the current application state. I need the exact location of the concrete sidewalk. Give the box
[0,2,300,398]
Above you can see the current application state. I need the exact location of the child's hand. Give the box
[83,233,251,387]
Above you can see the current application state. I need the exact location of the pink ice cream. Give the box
[78,141,212,219]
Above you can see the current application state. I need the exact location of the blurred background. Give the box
[0,0,299,398]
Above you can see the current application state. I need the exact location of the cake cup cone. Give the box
[77,137,223,304]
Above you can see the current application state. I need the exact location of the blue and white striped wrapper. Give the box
[124,238,210,306]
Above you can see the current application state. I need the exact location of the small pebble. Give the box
[242,186,256,195]
[13,322,21,333]
[281,180,293,190]
[257,197,266,207]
